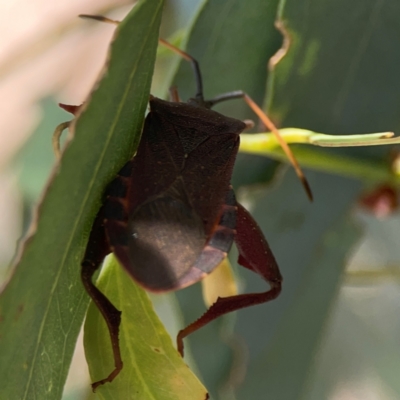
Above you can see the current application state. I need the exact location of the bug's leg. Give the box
[81,220,121,392]
[158,38,204,102]
[81,207,123,391]
[52,121,70,160]
[205,90,246,107]
[81,160,134,391]
[169,86,181,102]
[177,202,282,355]
[52,103,83,159]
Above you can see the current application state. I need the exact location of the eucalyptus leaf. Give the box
[0,1,163,398]
[237,171,361,400]
[85,256,207,400]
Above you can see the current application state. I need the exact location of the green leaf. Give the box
[84,256,207,399]
[239,129,400,184]
[0,1,163,399]
[237,171,361,399]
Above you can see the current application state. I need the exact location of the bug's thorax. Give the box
[126,97,243,216]
[149,96,246,136]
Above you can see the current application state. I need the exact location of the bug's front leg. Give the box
[81,160,134,391]
[177,202,282,355]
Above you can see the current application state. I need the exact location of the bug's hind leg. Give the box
[81,208,122,391]
[81,160,134,391]
[177,202,282,355]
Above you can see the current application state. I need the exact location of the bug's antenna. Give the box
[158,39,204,104]
[205,89,313,201]
[79,15,205,104]
[244,95,313,201]
[79,14,119,25]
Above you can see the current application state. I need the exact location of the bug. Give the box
[56,14,312,391]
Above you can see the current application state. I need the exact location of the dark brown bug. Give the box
[63,15,311,391]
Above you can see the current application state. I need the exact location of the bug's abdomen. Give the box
[163,188,237,290]
[127,192,206,291]
[122,186,237,292]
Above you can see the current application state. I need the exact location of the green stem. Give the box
[239,128,400,184]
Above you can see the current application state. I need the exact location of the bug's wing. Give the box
[181,131,239,235]
[127,181,208,291]
[126,111,185,213]
[108,185,207,292]
[148,98,244,237]
[171,188,238,289]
